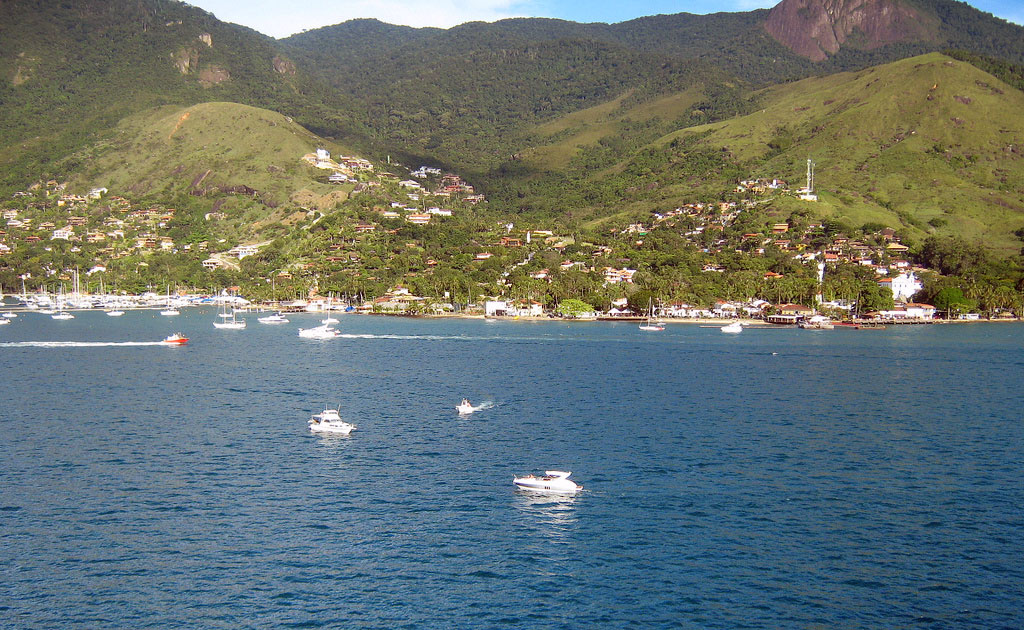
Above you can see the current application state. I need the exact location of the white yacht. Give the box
[258,312,289,324]
[309,406,355,434]
[513,470,582,495]
[298,324,339,338]
[106,309,125,317]
[2,311,17,318]
[720,321,742,333]
[52,311,75,320]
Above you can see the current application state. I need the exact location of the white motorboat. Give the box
[513,470,582,495]
[456,399,475,415]
[309,407,355,434]
[0,318,9,326]
[2,311,17,318]
[298,324,339,338]
[52,311,75,320]
[721,321,742,333]
[105,309,125,317]
[258,312,290,324]
[161,332,189,345]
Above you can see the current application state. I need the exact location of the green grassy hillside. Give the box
[64,102,353,238]
[500,53,1024,254]
[677,53,1024,252]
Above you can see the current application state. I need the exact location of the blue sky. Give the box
[187,0,1023,39]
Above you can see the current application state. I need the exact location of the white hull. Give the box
[258,314,289,324]
[721,323,742,333]
[213,320,246,329]
[106,310,125,317]
[456,403,475,415]
[309,421,355,434]
[512,471,581,494]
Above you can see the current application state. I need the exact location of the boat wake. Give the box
[473,401,495,411]
[0,341,165,348]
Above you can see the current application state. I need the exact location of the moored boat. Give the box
[258,312,289,324]
[799,315,834,329]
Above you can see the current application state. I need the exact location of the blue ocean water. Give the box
[0,309,1022,629]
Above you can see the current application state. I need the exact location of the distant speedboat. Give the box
[513,470,582,495]
[298,324,339,338]
[309,406,355,434]
[721,321,742,333]
[456,399,475,415]
[161,333,189,345]
[258,312,289,324]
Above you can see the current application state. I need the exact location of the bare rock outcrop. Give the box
[764,0,936,61]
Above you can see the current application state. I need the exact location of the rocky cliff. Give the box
[763,0,937,61]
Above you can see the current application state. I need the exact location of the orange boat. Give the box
[161,333,189,345]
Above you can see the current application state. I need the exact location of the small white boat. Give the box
[298,324,339,338]
[258,312,290,324]
[309,407,355,434]
[321,315,339,324]
[0,318,9,326]
[2,312,17,318]
[513,470,582,495]
[160,308,180,316]
[456,399,475,415]
[105,309,125,317]
[52,311,75,320]
[721,321,742,333]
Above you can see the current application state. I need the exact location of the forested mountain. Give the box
[1,0,1023,252]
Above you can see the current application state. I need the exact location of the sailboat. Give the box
[321,293,339,324]
[52,285,74,320]
[638,298,664,331]
[160,285,179,316]
[213,298,246,329]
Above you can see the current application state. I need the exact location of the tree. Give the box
[555,298,595,318]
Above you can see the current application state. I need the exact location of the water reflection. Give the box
[512,490,580,540]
